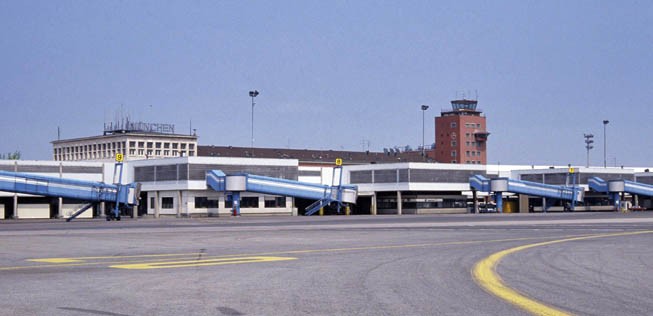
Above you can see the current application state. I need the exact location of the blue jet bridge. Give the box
[0,163,140,221]
[206,169,358,216]
[588,177,653,210]
[470,175,584,213]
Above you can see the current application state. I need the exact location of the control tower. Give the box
[433,99,489,164]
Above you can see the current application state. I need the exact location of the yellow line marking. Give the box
[1,233,630,272]
[110,256,297,270]
[472,230,653,316]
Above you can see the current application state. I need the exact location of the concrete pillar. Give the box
[176,190,182,217]
[12,194,18,219]
[154,191,160,218]
[371,193,377,215]
[57,197,63,219]
[519,194,530,213]
[634,194,640,208]
[99,202,106,219]
[397,191,402,215]
[472,190,478,214]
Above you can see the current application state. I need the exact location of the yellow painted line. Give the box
[110,256,297,270]
[0,233,618,272]
[27,252,203,263]
[473,230,653,316]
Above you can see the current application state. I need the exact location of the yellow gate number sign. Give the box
[569,167,575,174]
[335,158,343,166]
[115,153,124,162]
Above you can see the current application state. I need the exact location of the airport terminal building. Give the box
[2,100,652,220]
[2,154,651,219]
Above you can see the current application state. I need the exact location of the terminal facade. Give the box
[1,157,651,219]
[2,101,651,219]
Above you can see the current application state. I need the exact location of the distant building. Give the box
[433,99,489,164]
[52,121,198,161]
[198,145,429,166]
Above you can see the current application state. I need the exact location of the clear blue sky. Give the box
[1,0,651,166]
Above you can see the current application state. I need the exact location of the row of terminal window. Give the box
[149,197,287,209]
[450,122,482,129]
[54,141,196,160]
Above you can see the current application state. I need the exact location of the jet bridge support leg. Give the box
[231,192,241,216]
[494,192,503,213]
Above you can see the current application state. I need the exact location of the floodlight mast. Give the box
[421,105,429,158]
[584,133,594,168]
[249,90,259,149]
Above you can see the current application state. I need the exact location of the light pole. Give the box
[603,120,609,168]
[249,90,259,149]
[584,133,594,168]
[421,105,429,158]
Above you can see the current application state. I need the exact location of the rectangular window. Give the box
[164,142,170,149]
[181,143,187,149]
[451,150,457,157]
[150,197,155,209]
[477,151,481,156]
[155,150,161,155]
[450,122,457,128]
[129,141,136,148]
[164,150,170,156]
[195,197,218,208]
[264,197,287,208]
[172,143,178,149]
[476,123,481,128]
[241,197,259,208]
[161,197,174,209]
[147,142,153,149]
[155,142,162,149]
[451,141,457,146]
[138,142,145,148]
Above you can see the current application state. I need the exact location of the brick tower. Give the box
[433,99,489,164]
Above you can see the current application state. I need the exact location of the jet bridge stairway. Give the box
[206,168,357,216]
[589,177,653,210]
[0,163,140,221]
[470,175,583,213]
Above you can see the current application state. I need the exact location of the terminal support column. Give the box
[154,191,160,218]
[57,197,63,219]
[397,191,402,215]
[176,190,182,218]
[371,193,377,215]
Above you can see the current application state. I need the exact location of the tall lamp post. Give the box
[421,105,429,158]
[584,133,594,168]
[249,90,259,149]
[603,120,609,168]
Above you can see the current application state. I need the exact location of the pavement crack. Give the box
[58,307,132,316]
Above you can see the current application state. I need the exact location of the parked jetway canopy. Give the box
[0,167,139,221]
[206,170,357,216]
[470,175,583,212]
